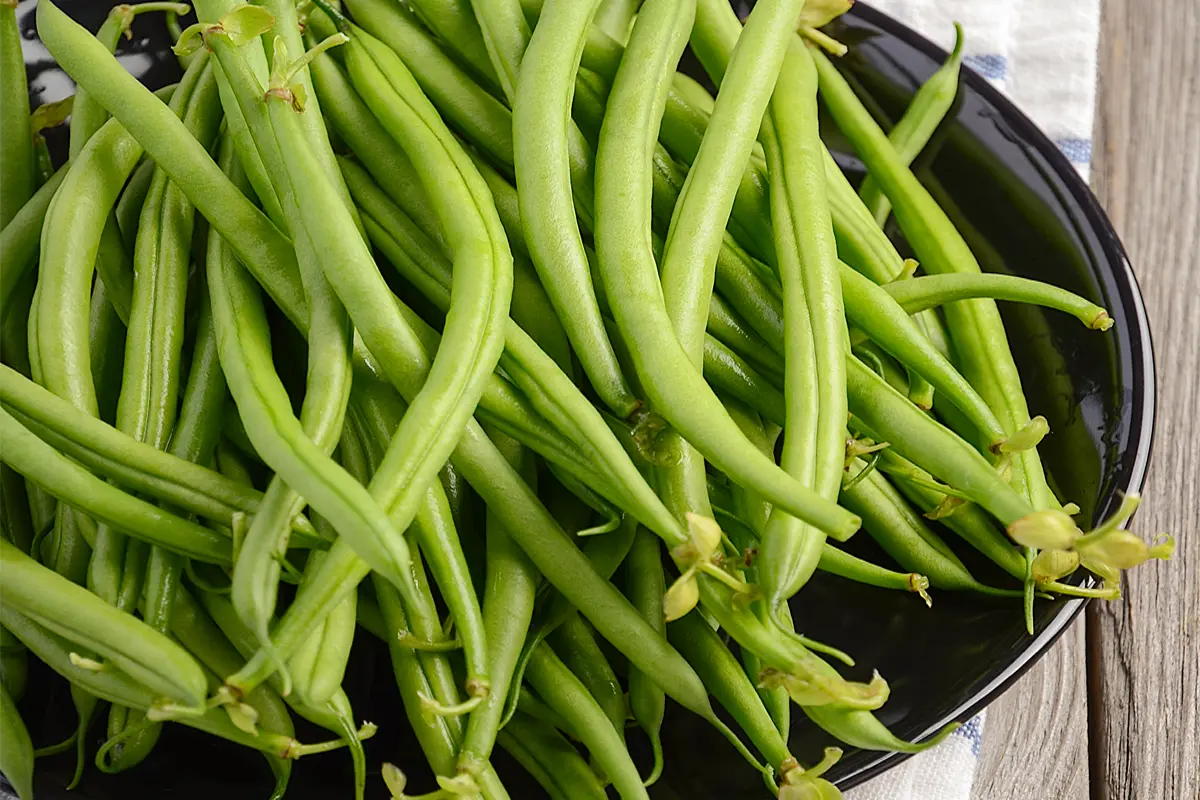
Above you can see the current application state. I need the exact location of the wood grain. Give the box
[972,625,1090,800]
[1087,1,1200,799]
[976,1,1199,798]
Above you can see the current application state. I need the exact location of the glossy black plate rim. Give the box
[832,2,1157,788]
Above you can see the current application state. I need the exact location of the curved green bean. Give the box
[884,273,1114,331]
[0,682,33,800]
[0,408,232,564]
[858,23,965,225]
[0,1,35,227]
[526,642,649,800]
[593,0,859,542]
[1,538,207,708]
[514,0,640,416]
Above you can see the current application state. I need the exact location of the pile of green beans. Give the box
[0,2,1167,799]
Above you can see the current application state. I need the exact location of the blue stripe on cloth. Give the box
[952,715,984,757]
[963,54,1008,81]
[1055,138,1093,164]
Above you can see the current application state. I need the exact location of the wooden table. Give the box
[971,1,1199,798]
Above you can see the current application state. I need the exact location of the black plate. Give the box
[11,0,1154,797]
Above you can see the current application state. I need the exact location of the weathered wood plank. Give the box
[972,624,1090,800]
[1086,1,1200,799]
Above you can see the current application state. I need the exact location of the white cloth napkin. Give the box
[843,1,1100,798]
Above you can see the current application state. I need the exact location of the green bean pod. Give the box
[458,430,540,777]
[407,0,502,90]
[0,681,33,800]
[37,0,307,324]
[513,0,640,416]
[667,609,796,784]
[0,365,317,541]
[817,545,931,598]
[333,0,513,166]
[812,47,1057,511]
[269,13,512,577]
[593,0,859,542]
[0,0,35,227]
[0,168,65,319]
[527,642,649,800]
[0,408,232,563]
[549,616,627,739]
[0,538,207,707]
[858,23,965,225]
[205,189,418,613]
[498,712,609,800]
[846,356,1034,526]
[885,273,1114,330]
[624,526,667,784]
[842,463,1019,595]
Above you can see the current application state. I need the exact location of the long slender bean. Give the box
[593,0,859,542]
[526,642,649,800]
[858,23,965,226]
[0,681,33,800]
[0,0,35,228]
[625,526,667,785]
[885,273,1114,330]
[0,408,232,563]
[513,0,639,416]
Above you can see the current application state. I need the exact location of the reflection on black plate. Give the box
[14,0,1153,796]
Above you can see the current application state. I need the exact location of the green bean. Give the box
[846,356,1037,526]
[703,335,786,426]
[859,23,965,226]
[35,116,143,423]
[205,185,419,614]
[260,0,364,238]
[1,603,358,762]
[817,544,931,599]
[69,3,190,157]
[515,687,578,738]
[309,53,447,252]
[465,0,529,103]
[667,609,796,786]
[37,0,307,325]
[0,408,232,563]
[369,577,469,798]
[0,538,207,707]
[841,264,1006,447]
[218,39,357,648]
[549,616,627,739]
[707,293,784,382]
[813,48,1057,511]
[497,510,637,732]
[877,450,1029,579]
[0,365,318,539]
[513,0,640,416]
[332,0,513,166]
[195,590,372,753]
[526,642,649,800]
[498,712,608,800]
[458,430,539,776]
[0,1,35,228]
[842,463,1020,596]
[406,0,503,91]
[87,280,128,427]
[624,525,666,784]
[0,681,32,800]
[115,157,157,244]
[0,168,65,320]
[660,0,801,357]
[269,12,512,581]
[100,60,221,751]
[593,0,859,542]
[885,273,1115,330]
[285,549,357,710]
[166,585,294,795]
